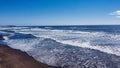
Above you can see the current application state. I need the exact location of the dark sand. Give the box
[0,45,60,68]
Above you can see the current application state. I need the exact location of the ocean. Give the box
[0,25,120,68]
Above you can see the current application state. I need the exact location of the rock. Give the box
[0,35,4,40]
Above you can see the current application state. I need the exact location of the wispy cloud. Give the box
[109,10,120,18]
[116,16,120,18]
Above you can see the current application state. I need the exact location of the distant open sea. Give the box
[0,25,120,68]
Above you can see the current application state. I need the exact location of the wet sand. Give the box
[0,45,60,68]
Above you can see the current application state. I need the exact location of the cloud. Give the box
[116,16,120,18]
[109,10,120,18]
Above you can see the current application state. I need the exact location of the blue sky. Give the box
[0,0,120,26]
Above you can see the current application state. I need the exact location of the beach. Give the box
[0,26,120,68]
[0,45,59,68]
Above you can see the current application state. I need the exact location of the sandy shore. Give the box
[0,45,60,68]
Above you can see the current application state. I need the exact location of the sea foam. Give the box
[13,27,120,56]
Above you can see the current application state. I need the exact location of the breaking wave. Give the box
[14,27,120,56]
[0,26,120,68]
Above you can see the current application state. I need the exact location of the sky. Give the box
[0,0,120,26]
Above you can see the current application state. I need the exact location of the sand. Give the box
[0,45,60,68]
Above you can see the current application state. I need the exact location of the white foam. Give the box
[2,27,120,56]
[32,35,120,56]
[5,38,44,51]
[3,36,9,40]
[18,28,120,56]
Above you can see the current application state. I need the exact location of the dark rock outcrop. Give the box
[0,35,4,40]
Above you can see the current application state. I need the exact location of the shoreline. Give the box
[0,45,60,68]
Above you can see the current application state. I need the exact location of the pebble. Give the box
[0,58,2,62]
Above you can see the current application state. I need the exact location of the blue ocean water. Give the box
[38,25,120,33]
[0,25,120,68]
